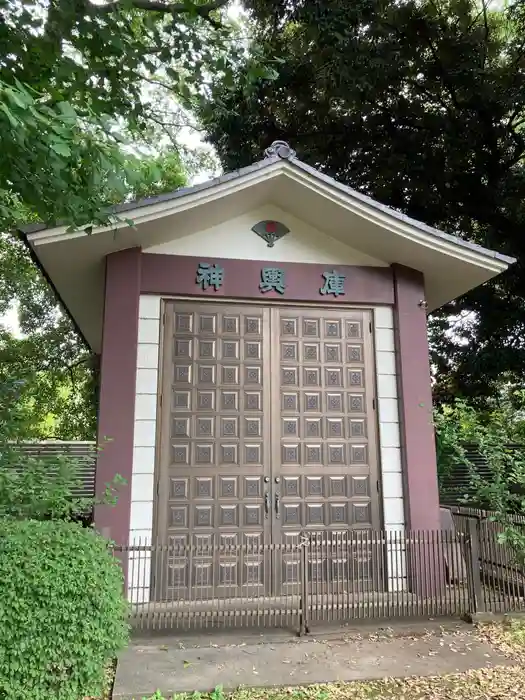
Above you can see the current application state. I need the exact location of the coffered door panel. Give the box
[157,302,272,600]
[270,307,381,595]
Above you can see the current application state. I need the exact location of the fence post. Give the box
[298,534,310,636]
[467,517,484,613]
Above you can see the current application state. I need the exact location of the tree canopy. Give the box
[200,0,525,405]
[1,0,235,118]
[0,142,187,440]
[0,0,252,437]
[0,0,247,231]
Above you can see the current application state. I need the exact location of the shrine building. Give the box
[22,141,514,604]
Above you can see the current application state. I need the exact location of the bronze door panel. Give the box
[269,307,381,595]
[156,303,272,600]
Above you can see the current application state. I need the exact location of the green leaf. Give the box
[0,518,129,699]
[56,101,77,120]
[4,87,30,109]
[49,140,72,157]
[0,103,18,128]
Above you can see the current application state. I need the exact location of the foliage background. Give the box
[0,0,246,439]
[3,0,525,497]
[199,0,525,409]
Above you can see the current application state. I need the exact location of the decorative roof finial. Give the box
[264,141,296,160]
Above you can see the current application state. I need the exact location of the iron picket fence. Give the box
[115,527,492,634]
[449,507,525,613]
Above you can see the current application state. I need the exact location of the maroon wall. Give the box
[95,248,141,561]
[141,254,395,304]
[393,264,440,531]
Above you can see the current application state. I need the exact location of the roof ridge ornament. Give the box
[264,141,296,160]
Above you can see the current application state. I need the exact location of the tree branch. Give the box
[140,75,172,90]
[481,0,490,70]
[89,0,229,26]
[422,34,462,110]
[504,127,525,169]
[67,356,91,372]
[507,105,523,127]
[382,13,462,112]
[140,111,181,146]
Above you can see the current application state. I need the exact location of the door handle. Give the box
[264,492,270,518]
[275,492,280,519]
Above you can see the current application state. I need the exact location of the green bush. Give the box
[0,378,126,523]
[435,398,525,561]
[0,518,129,699]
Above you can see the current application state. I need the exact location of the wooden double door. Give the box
[155,301,380,600]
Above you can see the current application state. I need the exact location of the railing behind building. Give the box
[449,506,525,613]
[12,440,97,499]
[439,443,525,507]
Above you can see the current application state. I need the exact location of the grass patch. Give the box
[478,617,525,654]
[132,666,525,700]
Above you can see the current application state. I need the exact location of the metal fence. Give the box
[117,529,477,634]
[11,441,97,499]
[448,505,525,525]
[449,506,525,614]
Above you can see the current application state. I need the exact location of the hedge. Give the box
[0,518,129,699]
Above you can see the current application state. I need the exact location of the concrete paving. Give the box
[113,619,510,699]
